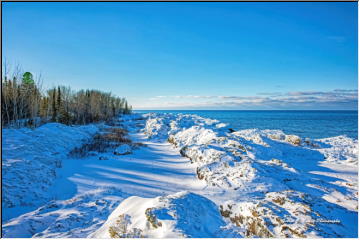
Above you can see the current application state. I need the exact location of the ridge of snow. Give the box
[2,123,99,221]
[91,191,238,238]
[140,112,358,237]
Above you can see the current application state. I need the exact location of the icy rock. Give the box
[233,129,269,146]
[220,191,314,238]
[140,112,358,237]
[173,126,217,147]
[180,145,226,165]
[144,117,170,139]
[284,135,301,146]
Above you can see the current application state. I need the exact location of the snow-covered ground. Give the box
[2,113,358,238]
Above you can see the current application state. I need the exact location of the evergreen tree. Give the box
[22,72,34,85]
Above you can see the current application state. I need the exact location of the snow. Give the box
[2,115,206,237]
[2,112,358,238]
[2,123,99,221]
[113,144,132,155]
[317,135,358,165]
[140,112,358,237]
[91,191,235,238]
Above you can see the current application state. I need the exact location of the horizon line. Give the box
[133,109,358,111]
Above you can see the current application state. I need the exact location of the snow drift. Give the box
[2,112,358,238]
[91,191,236,238]
[140,112,358,237]
[2,123,99,221]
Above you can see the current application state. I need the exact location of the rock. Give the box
[114,144,132,155]
[285,135,301,146]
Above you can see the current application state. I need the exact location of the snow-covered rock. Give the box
[139,112,358,237]
[317,135,358,165]
[91,191,234,238]
[2,112,358,238]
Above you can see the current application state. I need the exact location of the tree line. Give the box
[2,70,132,128]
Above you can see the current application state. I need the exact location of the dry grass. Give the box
[220,204,273,238]
[108,214,143,238]
[145,208,162,229]
[196,167,205,180]
[272,196,286,205]
[69,127,131,158]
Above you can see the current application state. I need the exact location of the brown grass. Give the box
[272,197,286,205]
[69,127,131,158]
[196,167,205,180]
[145,208,162,229]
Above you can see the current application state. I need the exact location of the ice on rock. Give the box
[284,134,301,146]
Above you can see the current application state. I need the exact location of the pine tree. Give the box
[22,72,34,85]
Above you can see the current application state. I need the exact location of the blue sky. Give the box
[2,2,358,110]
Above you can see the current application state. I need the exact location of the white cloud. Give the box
[135,89,357,110]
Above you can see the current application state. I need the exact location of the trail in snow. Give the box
[2,113,358,238]
[95,112,357,238]
[55,132,206,199]
[2,117,206,237]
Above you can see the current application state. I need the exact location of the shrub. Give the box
[108,214,143,238]
[69,127,131,158]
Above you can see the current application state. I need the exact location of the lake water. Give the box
[135,110,358,139]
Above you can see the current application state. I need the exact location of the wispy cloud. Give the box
[173,95,217,99]
[135,89,358,110]
[257,92,283,96]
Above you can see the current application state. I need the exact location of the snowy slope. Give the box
[91,191,238,238]
[2,113,358,238]
[2,123,99,221]
[138,112,358,237]
[2,116,206,237]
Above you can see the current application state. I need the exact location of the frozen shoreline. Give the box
[2,113,358,237]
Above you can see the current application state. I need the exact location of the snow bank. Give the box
[317,135,358,165]
[91,191,236,238]
[220,190,317,238]
[140,112,358,237]
[2,187,125,238]
[113,144,132,155]
[3,112,358,238]
[2,123,99,220]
